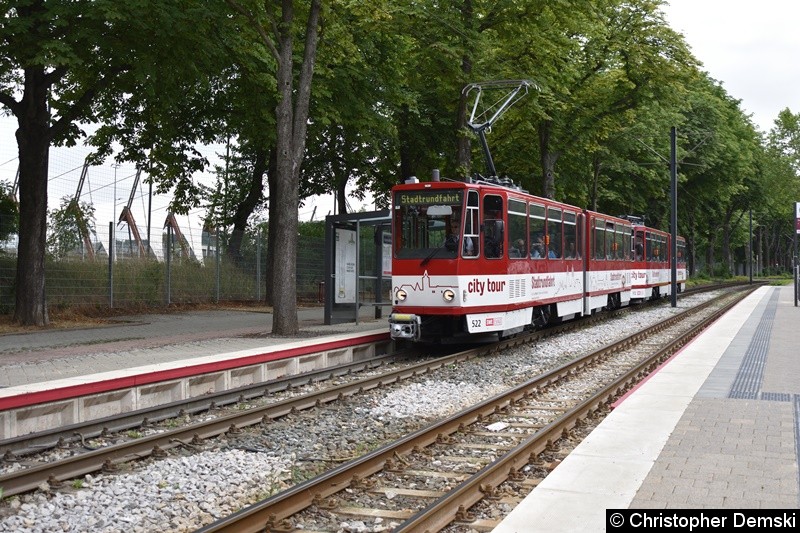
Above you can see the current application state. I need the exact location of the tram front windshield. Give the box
[393,190,465,260]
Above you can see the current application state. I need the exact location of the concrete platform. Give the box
[0,306,391,440]
[492,284,800,532]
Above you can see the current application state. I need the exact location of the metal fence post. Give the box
[166,224,172,305]
[215,230,220,303]
[256,232,262,301]
[108,221,114,309]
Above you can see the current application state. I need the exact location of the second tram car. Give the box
[388,177,687,344]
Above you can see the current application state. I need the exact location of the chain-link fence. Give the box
[0,229,326,313]
[0,138,381,315]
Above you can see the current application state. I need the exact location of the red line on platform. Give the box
[0,333,389,411]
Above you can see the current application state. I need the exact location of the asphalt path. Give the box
[0,306,387,387]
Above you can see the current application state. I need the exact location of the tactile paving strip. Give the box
[727,290,778,399]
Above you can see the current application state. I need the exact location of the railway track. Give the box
[0,283,754,530]
[191,285,754,532]
[0,283,746,497]
[2,283,726,461]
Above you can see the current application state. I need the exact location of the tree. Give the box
[0,1,227,325]
[300,2,408,214]
[481,0,696,200]
[760,109,800,271]
[768,109,800,174]
[0,182,19,243]
[227,0,322,335]
[46,196,96,260]
[205,140,273,264]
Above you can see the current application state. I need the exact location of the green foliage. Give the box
[47,196,97,261]
[3,0,799,315]
[299,220,325,239]
[0,183,18,242]
[769,109,800,174]
[711,262,733,279]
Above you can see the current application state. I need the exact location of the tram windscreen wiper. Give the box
[420,243,446,266]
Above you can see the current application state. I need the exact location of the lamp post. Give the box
[669,127,677,308]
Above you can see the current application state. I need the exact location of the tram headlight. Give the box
[395,289,407,301]
[442,289,455,302]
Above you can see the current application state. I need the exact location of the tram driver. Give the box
[449,219,475,256]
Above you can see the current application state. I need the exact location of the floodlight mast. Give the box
[462,79,538,177]
[71,159,95,261]
[118,169,147,258]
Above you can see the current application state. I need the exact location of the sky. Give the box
[661,0,800,132]
[2,0,799,236]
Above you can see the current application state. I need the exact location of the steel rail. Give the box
[394,286,753,532]
[195,285,754,533]
[0,282,748,499]
[0,281,733,459]
[1,350,403,458]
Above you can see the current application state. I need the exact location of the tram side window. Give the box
[605,222,615,259]
[634,233,644,260]
[529,203,546,259]
[564,212,578,259]
[646,235,655,262]
[508,199,527,258]
[677,239,686,263]
[593,219,605,260]
[623,227,632,260]
[464,191,479,257]
[483,195,504,259]
[659,236,667,261]
[547,207,562,258]
[615,228,624,259]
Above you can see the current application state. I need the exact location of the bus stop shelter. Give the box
[323,210,392,325]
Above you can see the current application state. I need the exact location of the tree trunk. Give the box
[270,0,320,335]
[721,210,732,274]
[227,147,268,263]
[455,0,473,177]
[456,89,471,176]
[264,148,277,307]
[336,178,348,215]
[397,104,414,181]
[686,210,696,276]
[706,229,716,275]
[590,155,601,211]
[330,125,349,215]
[272,8,297,333]
[13,66,51,326]
[757,226,763,276]
[538,120,559,199]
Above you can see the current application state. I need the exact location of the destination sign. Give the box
[396,190,463,206]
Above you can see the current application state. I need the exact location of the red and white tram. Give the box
[676,235,687,289]
[388,177,648,343]
[388,177,689,343]
[584,211,633,314]
[629,224,686,301]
